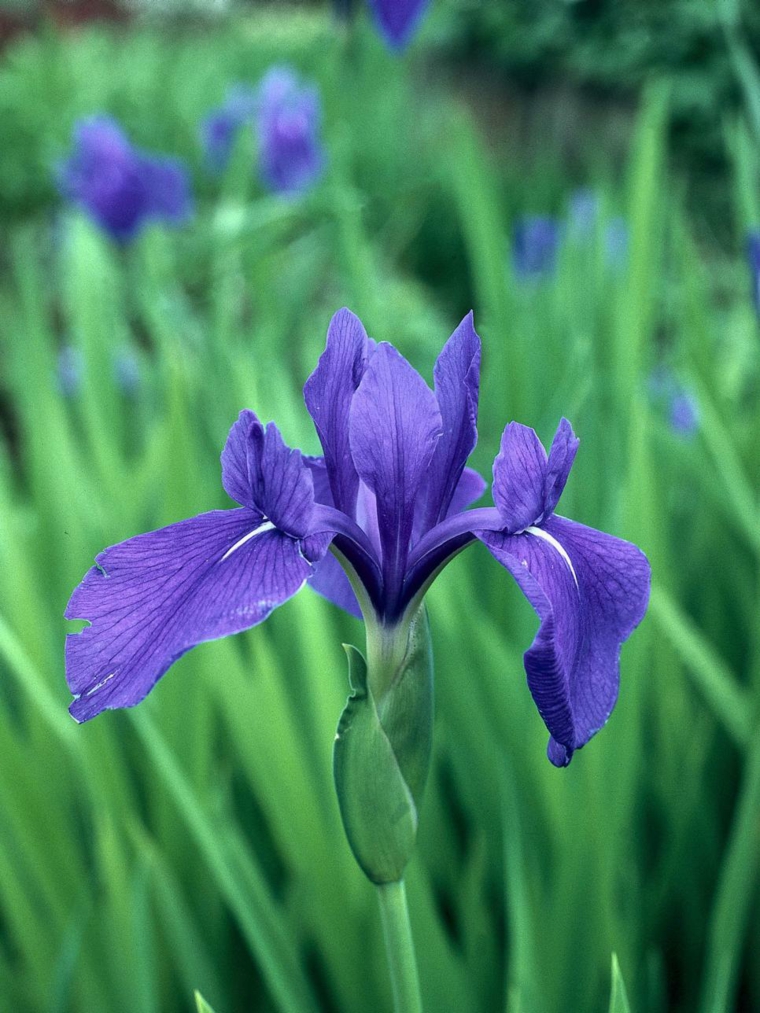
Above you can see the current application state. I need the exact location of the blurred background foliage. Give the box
[0,2,759,1013]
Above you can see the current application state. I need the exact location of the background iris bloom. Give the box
[255,67,325,194]
[368,0,431,50]
[66,310,649,767]
[57,116,192,243]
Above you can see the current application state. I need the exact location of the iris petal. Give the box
[367,0,431,50]
[420,312,481,532]
[139,155,193,222]
[221,411,315,537]
[304,309,370,516]
[221,409,260,508]
[349,342,442,603]
[543,418,579,518]
[492,422,548,532]
[65,508,320,721]
[478,515,650,765]
[308,552,362,619]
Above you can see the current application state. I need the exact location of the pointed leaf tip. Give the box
[608,954,632,1013]
[194,992,219,1013]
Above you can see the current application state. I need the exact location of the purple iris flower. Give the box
[648,367,699,439]
[747,231,760,317]
[255,67,324,195]
[367,0,431,50]
[57,117,192,244]
[512,216,561,280]
[669,390,699,438]
[200,86,258,173]
[65,310,650,766]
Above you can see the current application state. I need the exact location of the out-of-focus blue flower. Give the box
[669,390,699,438]
[58,346,84,398]
[648,366,699,439]
[200,86,258,173]
[367,0,430,50]
[747,231,760,317]
[512,216,561,280]
[567,188,599,239]
[57,117,193,244]
[605,217,629,269]
[114,348,141,396]
[255,67,325,195]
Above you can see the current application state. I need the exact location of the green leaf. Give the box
[609,954,632,1013]
[194,991,218,1013]
[649,585,751,748]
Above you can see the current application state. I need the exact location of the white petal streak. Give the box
[525,525,579,588]
[221,521,276,561]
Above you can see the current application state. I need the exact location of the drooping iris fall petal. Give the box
[66,509,322,721]
[479,516,650,766]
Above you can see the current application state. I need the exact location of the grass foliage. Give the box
[0,11,759,1013]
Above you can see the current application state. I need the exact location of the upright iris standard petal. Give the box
[492,423,548,533]
[304,309,370,515]
[543,418,579,517]
[66,508,323,722]
[349,343,442,605]
[420,313,481,531]
[252,423,315,536]
[57,116,192,243]
[367,0,431,50]
[220,411,315,537]
[221,410,260,509]
[479,517,650,766]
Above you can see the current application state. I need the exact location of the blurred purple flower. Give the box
[256,67,325,195]
[747,231,760,317]
[368,0,430,50]
[65,308,650,767]
[669,390,699,439]
[57,346,83,398]
[57,117,192,244]
[513,216,561,280]
[648,366,699,439]
[200,86,258,173]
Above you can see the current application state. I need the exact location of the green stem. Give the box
[376,880,423,1013]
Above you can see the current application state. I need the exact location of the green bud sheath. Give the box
[334,605,434,884]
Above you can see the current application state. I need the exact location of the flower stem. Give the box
[376,880,423,1013]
